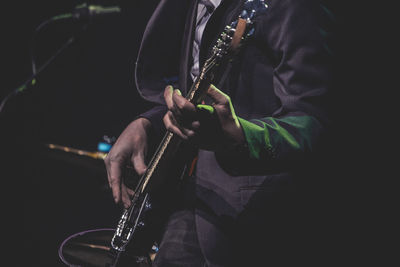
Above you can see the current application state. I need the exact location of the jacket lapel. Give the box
[135,0,192,104]
[179,0,245,95]
[199,0,245,71]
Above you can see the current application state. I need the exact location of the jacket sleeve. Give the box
[137,105,168,142]
[215,0,336,175]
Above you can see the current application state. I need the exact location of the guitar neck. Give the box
[135,63,216,194]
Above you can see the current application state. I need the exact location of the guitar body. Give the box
[59,136,194,267]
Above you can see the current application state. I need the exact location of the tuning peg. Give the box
[220,32,231,41]
[224,25,236,36]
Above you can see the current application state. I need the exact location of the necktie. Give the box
[197,0,215,25]
[191,0,216,80]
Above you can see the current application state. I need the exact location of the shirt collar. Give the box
[210,0,222,9]
[201,0,222,9]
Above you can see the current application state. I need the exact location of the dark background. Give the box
[1,0,160,266]
[0,0,391,266]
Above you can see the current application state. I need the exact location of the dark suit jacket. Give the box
[135,0,336,265]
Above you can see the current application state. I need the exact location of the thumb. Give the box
[131,152,147,176]
[206,84,229,105]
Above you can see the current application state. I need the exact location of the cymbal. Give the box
[59,228,156,267]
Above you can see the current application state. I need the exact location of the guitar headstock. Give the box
[188,0,268,102]
[209,0,268,63]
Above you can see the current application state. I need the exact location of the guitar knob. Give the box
[144,201,152,211]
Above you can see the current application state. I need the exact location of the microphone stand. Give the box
[0,14,83,114]
[1,2,121,114]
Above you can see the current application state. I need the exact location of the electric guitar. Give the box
[59,1,268,266]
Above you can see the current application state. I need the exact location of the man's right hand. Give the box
[104,117,151,208]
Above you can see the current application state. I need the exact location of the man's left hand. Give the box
[163,84,245,150]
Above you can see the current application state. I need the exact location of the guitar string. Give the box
[128,56,219,203]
